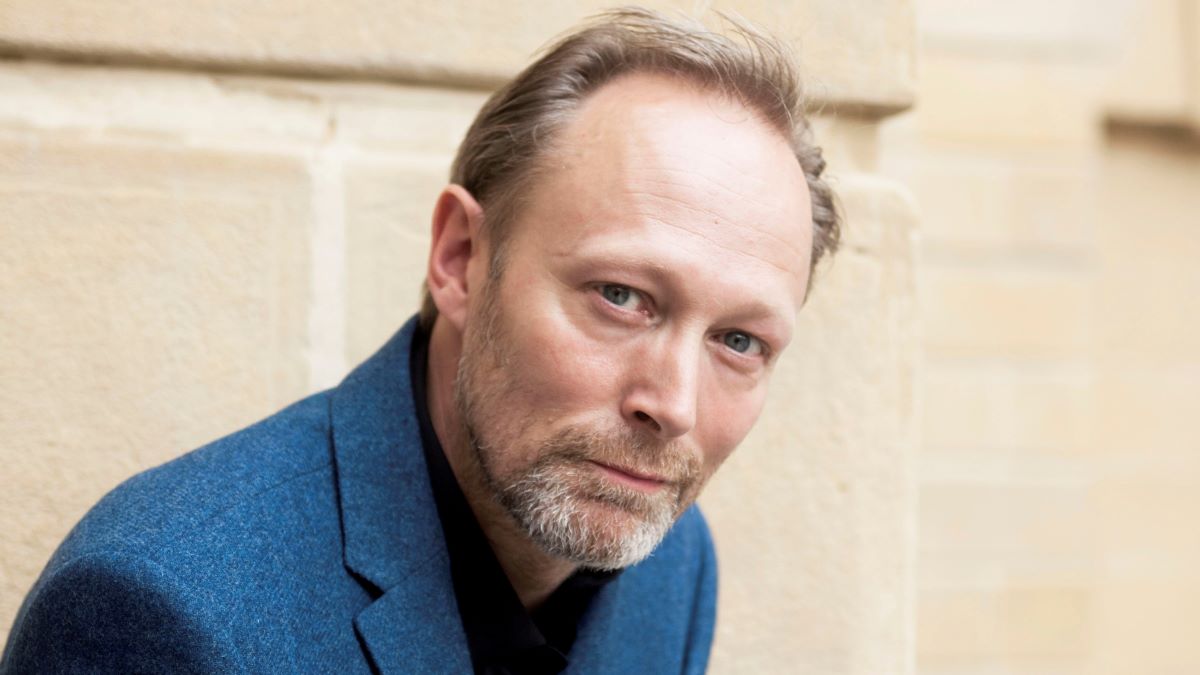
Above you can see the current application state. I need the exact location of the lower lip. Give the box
[589,461,668,493]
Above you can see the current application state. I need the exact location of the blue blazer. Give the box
[2,318,717,674]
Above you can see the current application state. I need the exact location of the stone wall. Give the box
[0,3,919,673]
[881,0,1200,672]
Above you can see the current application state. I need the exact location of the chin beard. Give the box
[466,421,699,571]
[492,450,682,570]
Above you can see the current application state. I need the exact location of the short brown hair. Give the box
[420,7,840,328]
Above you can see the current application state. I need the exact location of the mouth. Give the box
[587,460,669,493]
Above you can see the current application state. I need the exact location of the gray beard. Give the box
[450,275,700,570]
[466,424,688,570]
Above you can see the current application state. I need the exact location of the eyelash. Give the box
[593,283,769,360]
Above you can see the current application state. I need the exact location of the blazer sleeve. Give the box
[681,516,718,675]
[2,551,240,674]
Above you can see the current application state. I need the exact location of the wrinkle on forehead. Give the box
[621,203,800,278]
[537,73,814,304]
[620,174,809,265]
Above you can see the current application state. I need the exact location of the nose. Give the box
[620,333,701,440]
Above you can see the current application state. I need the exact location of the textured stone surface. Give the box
[1105,0,1197,128]
[339,86,487,364]
[915,50,1105,149]
[922,266,1093,360]
[0,0,914,113]
[883,144,1094,255]
[1087,128,1200,675]
[918,586,1090,664]
[1193,0,1200,131]
[0,126,313,636]
[881,3,1200,674]
[923,364,1091,454]
[917,0,1133,50]
[1094,128,1200,366]
[343,157,445,361]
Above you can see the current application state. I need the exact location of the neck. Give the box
[425,318,577,610]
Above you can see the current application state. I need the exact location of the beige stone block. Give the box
[331,88,487,368]
[0,62,330,144]
[921,266,1092,360]
[918,589,1003,664]
[1006,166,1094,253]
[1095,130,1200,365]
[915,51,1104,149]
[917,0,1130,52]
[1092,475,1200,574]
[0,0,915,113]
[343,157,451,364]
[0,128,311,641]
[919,586,1090,664]
[897,157,1012,250]
[0,61,491,156]
[702,172,918,674]
[1092,367,1200,456]
[1192,0,1200,131]
[833,170,921,254]
[1001,587,1091,659]
[1104,0,1194,127]
[894,156,1092,254]
[919,481,1093,571]
[1091,582,1200,674]
[322,85,490,158]
[923,364,1091,454]
[813,115,887,177]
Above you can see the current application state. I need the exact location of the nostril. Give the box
[634,410,661,432]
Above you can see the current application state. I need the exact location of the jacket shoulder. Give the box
[49,391,336,571]
[2,551,242,674]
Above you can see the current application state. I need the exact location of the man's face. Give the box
[454,73,813,570]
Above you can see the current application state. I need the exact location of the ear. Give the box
[426,184,486,331]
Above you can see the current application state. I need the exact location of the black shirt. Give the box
[409,325,619,675]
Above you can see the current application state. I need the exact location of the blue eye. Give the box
[599,284,640,309]
[723,331,763,355]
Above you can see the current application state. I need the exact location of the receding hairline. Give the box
[523,70,814,256]
[479,67,809,250]
[420,7,840,329]
[530,68,803,171]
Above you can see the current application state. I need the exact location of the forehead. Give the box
[515,72,814,313]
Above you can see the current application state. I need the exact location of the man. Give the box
[2,7,838,674]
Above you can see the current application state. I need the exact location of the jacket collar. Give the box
[331,317,440,590]
[329,317,470,672]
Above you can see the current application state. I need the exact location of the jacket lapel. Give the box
[329,318,470,673]
[566,523,704,674]
[352,567,472,673]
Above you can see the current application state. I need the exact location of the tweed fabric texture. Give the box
[1,317,717,674]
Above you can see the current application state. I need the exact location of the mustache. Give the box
[535,424,700,487]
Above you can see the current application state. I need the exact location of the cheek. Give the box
[695,381,767,470]
[497,286,623,416]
